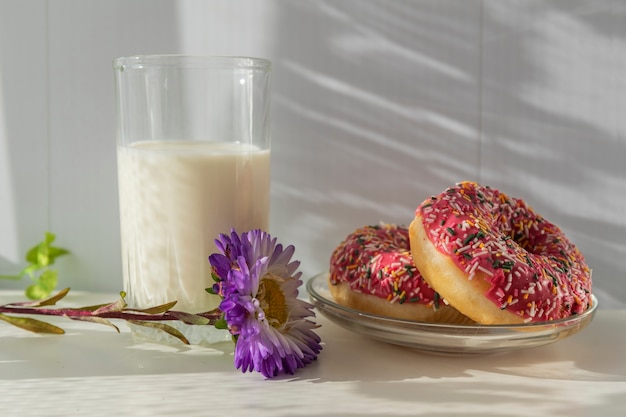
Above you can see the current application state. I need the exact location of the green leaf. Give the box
[40,287,71,305]
[214,318,228,330]
[70,291,126,312]
[4,232,70,298]
[167,311,210,325]
[92,297,127,315]
[128,320,190,344]
[47,246,69,260]
[132,301,178,315]
[25,232,69,268]
[7,287,70,307]
[25,232,51,264]
[38,269,58,290]
[25,241,43,264]
[70,316,120,333]
[25,269,59,300]
[25,284,50,300]
[0,313,65,334]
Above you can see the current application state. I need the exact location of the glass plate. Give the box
[306,272,598,355]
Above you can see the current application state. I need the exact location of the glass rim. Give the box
[113,54,272,71]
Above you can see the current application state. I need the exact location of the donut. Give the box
[409,181,593,325]
[329,224,471,324]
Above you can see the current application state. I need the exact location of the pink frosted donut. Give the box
[329,224,470,324]
[409,181,593,324]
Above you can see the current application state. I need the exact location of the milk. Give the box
[117,140,270,313]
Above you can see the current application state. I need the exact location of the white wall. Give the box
[1,0,624,309]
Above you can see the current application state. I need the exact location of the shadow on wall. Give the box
[270,0,483,278]
[270,1,626,308]
[478,1,626,307]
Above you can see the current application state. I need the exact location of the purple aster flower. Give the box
[208,229,322,378]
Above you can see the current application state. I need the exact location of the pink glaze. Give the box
[417,181,592,322]
[329,224,442,307]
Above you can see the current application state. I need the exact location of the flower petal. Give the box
[208,229,322,378]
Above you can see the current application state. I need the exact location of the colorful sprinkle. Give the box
[417,181,592,322]
[329,224,441,307]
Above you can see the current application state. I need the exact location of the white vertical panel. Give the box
[481,0,625,306]
[175,0,277,55]
[0,1,48,286]
[615,0,626,152]
[47,0,181,291]
[611,0,626,305]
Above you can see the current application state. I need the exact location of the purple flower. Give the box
[209,229,322,378]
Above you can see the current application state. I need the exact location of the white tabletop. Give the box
[1,290,625,417]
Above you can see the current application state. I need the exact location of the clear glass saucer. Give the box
[306,272,597,355]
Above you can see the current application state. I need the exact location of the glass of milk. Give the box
[113,55,271,344]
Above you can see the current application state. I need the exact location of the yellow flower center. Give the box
[257,274,288,328]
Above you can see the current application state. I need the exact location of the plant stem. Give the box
[0,275,22,280]
[0,305,222,324]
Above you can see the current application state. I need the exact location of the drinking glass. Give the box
[113,55,271,344]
